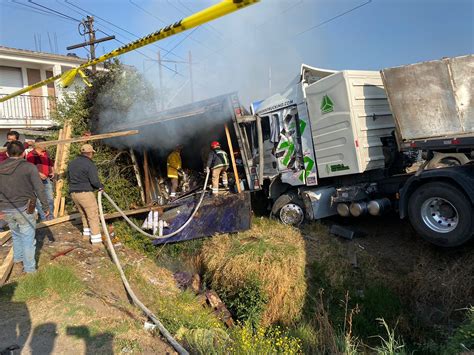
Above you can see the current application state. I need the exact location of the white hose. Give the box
[98,191,189,355]
[96,170,211,355]
[100,169,210,239]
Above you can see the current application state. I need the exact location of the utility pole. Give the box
[158,51,164,110]
[189,50,194,103]
[67,16,115,73]
[86,17,97,73]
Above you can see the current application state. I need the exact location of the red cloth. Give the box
[26,150,54,176]
[0,152,7,163]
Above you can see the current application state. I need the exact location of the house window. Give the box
[0,66,23,91]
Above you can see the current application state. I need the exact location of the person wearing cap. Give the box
[167,144,184,199]
[67,144,104,245]
[206,141,229,195]
[26,137,55,221]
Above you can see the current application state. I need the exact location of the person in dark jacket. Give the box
[0,141,49,273]
[67,144,104,245]
[206,141,229,195]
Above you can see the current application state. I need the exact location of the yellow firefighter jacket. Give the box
[167,150,182,179]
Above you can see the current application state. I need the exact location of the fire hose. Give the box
[97,169,210,354]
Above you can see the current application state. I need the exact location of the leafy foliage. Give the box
[52,61,146,212]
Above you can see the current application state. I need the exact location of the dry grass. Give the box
[201,217,307,326]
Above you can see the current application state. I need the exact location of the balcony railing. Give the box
[0,93,57,123]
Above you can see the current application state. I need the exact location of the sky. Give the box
[0,0,473,108]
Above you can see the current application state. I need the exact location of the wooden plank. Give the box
[130,149,146,204]
[0,130,139,152]
[225,123,241,193]
[143,151,152,204]
[0,231,11,246]
[0,248,14,286]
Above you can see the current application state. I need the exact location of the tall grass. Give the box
[202,217,306,326]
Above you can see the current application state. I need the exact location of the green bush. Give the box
[218,276,268,328]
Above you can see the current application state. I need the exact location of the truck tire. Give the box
[408,182,473,247]
[271,192,305,226]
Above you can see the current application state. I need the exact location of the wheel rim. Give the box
[279,203,304,226]
[420,197,458,233]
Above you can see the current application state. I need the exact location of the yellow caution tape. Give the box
[0,0,259,103]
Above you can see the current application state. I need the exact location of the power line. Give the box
[128,0,166,24]
[295,0,373,36]
[64,0,185,61]
[162,27,199,59]
[95,29,180,76]
[27,0,81,22]
[7,0,76,22]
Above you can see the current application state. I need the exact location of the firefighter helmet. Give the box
[210,141,220,149]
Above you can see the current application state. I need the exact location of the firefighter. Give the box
[167,144,183,199]
[206,141,229,195]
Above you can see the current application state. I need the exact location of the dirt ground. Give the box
[0,222,176,355]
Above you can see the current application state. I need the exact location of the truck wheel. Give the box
[408,182,473,247]
[272,193,305,226]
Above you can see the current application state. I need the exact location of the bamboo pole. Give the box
[224,123,241,193]
[130,149,146,204]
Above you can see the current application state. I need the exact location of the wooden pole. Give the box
[143,151,151,204]
[53,122,72,218]
[59,197,66,217]
[130,149,146,204]
[0,129,139,152]
[224,123,241,193]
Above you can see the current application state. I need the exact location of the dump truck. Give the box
[234,55,474,247]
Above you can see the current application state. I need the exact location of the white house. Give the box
[0,46,100,144]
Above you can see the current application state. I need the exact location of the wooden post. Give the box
[130,149,146,204]
[224,123,241,193]
[53,122,72,218]
[59,197,66,217]
[143,151,151,204]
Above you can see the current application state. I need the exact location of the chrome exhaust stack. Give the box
[336,203,351,217]
[349,201,367,217]
[367,198,391,216]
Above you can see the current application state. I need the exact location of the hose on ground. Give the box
[96,170,211,354]
[100,169,210,239]
[98,191,189,355]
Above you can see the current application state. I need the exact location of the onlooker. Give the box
[0,141,49,273]
[67,144,104,245]
[0,130,20,163]
[26,137,55,221]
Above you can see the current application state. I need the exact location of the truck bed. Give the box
[381,55,474,149]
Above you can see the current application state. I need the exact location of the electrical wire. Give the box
[27,0,81,22]
[7,0,76,23]
[64,0,185,61]
[128,0,166,24]
[295,0,373,36]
